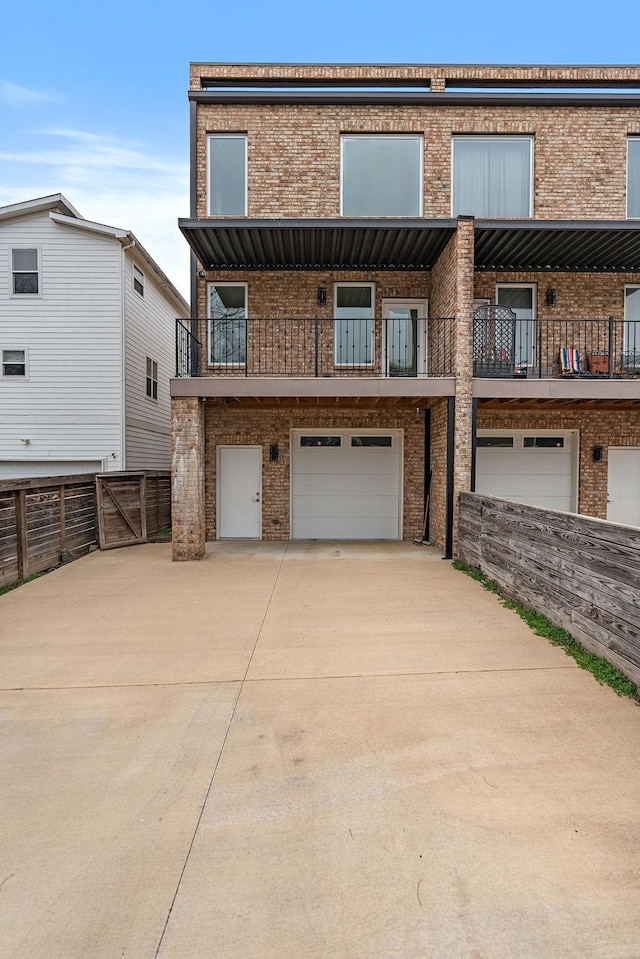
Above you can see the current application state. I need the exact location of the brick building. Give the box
[172,63,640,560]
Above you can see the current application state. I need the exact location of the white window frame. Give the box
[496,282,537,367]
[623,285,640,366]
[451,136,534,218]
[207,133,248,217]
[133,265,145,297]
[333,281,375,367]
[206,281,248,367]
[340,134,424,217]
[10,247,41,297]
[1,347,29,379]
[627,138,640,219]
[145,356,158,400]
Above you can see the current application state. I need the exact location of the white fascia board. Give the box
[49,211,129,239]
[0,193,82,222]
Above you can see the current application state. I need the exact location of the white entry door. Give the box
[382,300,428,377]
[217,446,262,538]
[607,448,640,528]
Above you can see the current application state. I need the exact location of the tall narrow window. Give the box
[1,349,27,377]
[208,134,247,216]
[146,357,158,399]
[452,137,533,217]
[12,249,39,294]
[341,136,422,216]
[133,265,145,296]
[627,139,640,218]
[208,283,247,366]
[334,284,374,366]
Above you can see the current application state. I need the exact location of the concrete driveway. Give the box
[1,541,639,959]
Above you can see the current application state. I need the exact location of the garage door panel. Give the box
[0,460,101,479]
[293,472,400,497]
[295,451,399,474]
[477,473,572,497]
[477,451,572,474]
[294,515,399,540]
[292,494,399,519]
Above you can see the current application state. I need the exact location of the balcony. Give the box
[473,311,640,379]
[176,317,455,378]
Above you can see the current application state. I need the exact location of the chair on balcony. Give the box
[560,347,582,375]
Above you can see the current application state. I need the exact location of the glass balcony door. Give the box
[382,300,428,377]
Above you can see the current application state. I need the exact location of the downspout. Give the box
[119,237,136,471]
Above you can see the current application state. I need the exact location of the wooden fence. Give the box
[458,493,640,687]
[0,471,171,586]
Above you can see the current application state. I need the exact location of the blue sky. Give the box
[1,0,637,299]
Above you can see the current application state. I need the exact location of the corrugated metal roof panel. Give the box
[179,218,457,270]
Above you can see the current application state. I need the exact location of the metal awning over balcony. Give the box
[474,220,640,272]
[178,218,457,270]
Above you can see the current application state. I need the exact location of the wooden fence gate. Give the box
[96,473,148,549]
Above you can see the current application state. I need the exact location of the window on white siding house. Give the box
[452,137,533,217]
[334,284,374,365]
[133,265,145,296]
[627,139,640,217]
[2,349,27,377]
[208,134,247,216]
[341,135,422,216]
[146,357,158,399]
[12,249,39,294]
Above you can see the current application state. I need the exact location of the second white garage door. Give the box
[476,429,578,512]
[291,429,402,539]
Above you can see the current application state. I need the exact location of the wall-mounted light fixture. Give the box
[545,288,557,307]
[269,444,279,462]
[592,445,603,463]
[316,287,327,307]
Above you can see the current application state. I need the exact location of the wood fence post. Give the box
[60,485,67,552]
[15,489,28,579]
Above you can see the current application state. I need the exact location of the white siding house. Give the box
[0,195,188,479]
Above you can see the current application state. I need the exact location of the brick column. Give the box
[452,216,475,556]
[430,77,446,92]
[171,396,206,561]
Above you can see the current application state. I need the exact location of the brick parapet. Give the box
[190,63,640,89]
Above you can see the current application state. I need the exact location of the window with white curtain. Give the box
[627,139,640,217]
[452,137,533,217]
[341,136,422,216]
[207,134,247,216]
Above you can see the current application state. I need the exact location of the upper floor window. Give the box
[133,265,145,296]
[341,135,422,216]
[207,134,247,216]
[12,248,39,294]
[627,139,640,217]
[146,357,158,399]
[2,348,27,377]
[452,136,533,218]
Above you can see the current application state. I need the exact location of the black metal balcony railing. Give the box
[473,314,640,378]
[175,317,455,378]
[175,315,640,379]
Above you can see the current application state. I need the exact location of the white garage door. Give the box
[476,430,577,512]
[291,430,402,539]
[0,460,102,480]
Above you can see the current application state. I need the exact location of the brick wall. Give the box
[171,397,206,560]
[194,100,640,221]
[478,407,640,519]
[204,402,427,542]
